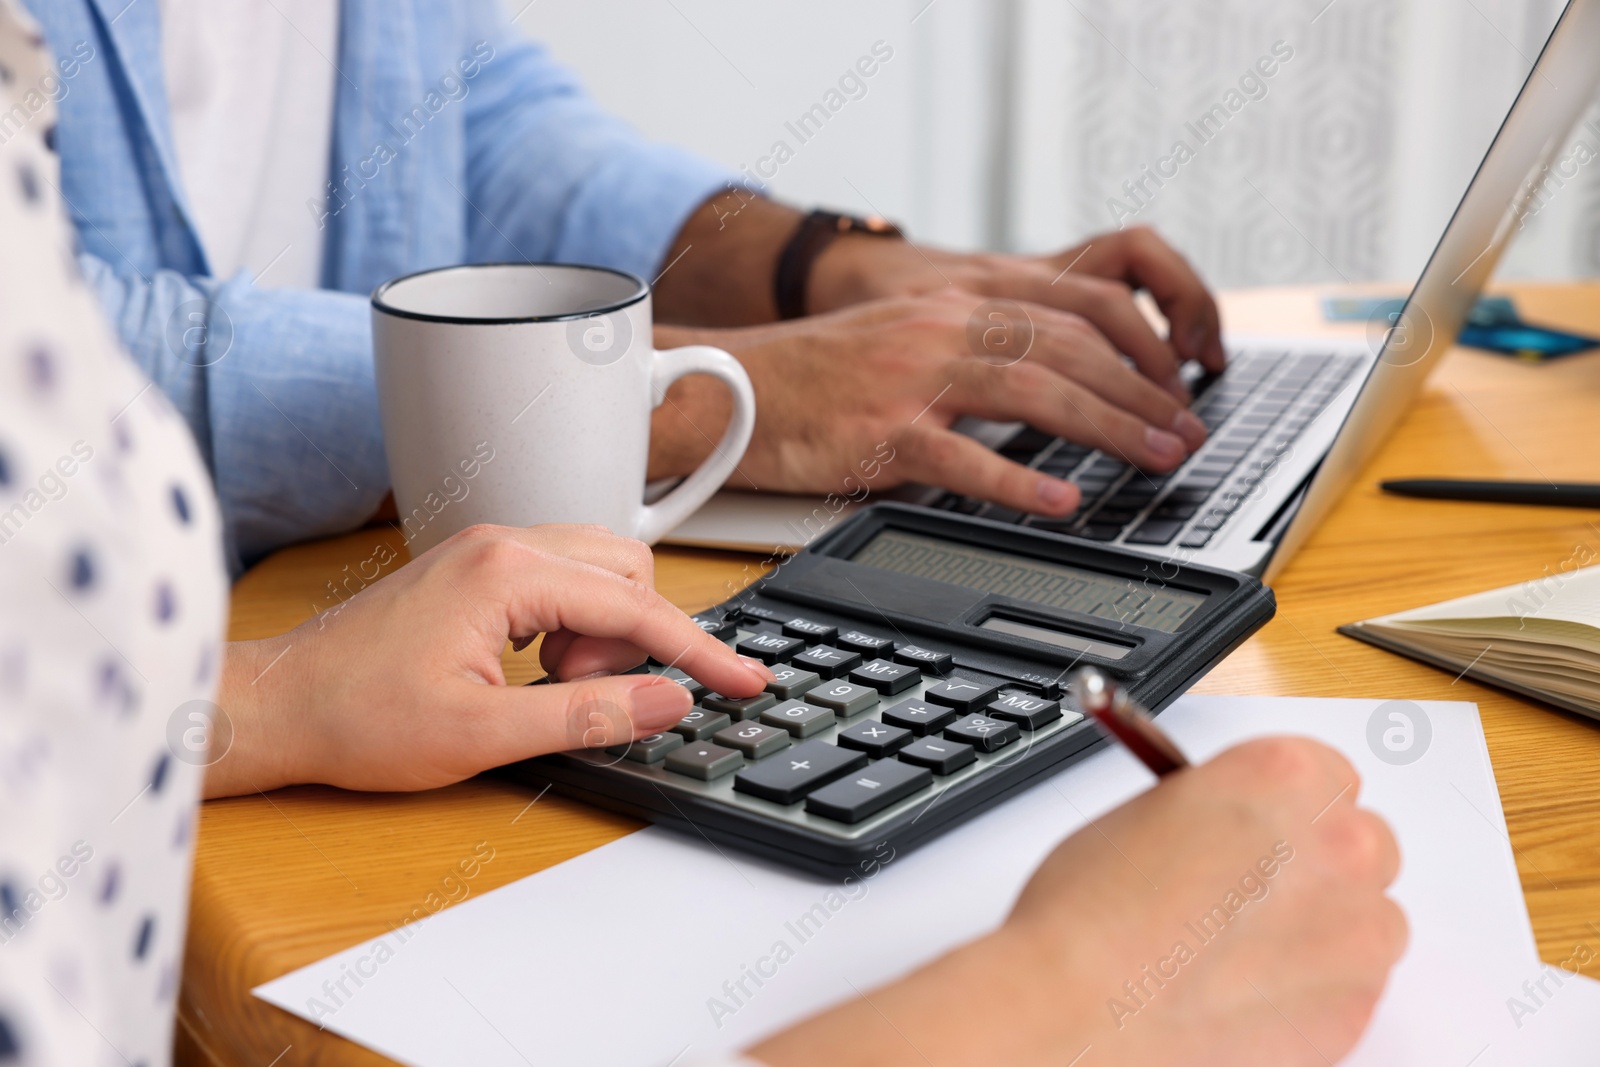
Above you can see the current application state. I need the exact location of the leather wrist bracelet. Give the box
[773,209,904,320]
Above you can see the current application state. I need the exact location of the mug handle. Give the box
[635,345,756,544]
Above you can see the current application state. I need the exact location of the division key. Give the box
[881,699,958,736]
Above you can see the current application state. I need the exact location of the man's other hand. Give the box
[809,225,1228,397]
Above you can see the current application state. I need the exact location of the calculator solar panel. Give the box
[501,504,1274,875]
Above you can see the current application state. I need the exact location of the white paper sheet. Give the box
[255,697,1600,1065]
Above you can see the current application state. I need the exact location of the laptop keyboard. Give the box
[933,351,1363,550]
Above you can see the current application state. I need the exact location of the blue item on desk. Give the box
[1322,294,1599,361]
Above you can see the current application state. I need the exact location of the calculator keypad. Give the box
[571,618,1088,839]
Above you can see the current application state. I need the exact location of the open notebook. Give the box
[1340,564,1600,719]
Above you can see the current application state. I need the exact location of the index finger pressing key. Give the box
[486,547,773,698]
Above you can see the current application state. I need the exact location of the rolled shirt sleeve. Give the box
[40,0,742,573]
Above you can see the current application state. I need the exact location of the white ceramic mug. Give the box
[371,263,755,555]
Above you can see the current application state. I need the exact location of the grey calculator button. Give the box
[661,668,708,700]
[897,736,977,775]
[712,721,791,759]
[924,677,1002,713]
[880,699,958,736]
[986,690,1063,730]
[837,630,894,655]
[892,644,954,675]
[760,699,837,738]
[806,681,879,717]
[764,665,822,700]
[664,742,744,781]
[692,612,738,641]
[805,759,933,823]
[605,731,683,765]
[944,714,1021,752]
[736,632,805,664]
[781,617,839,645]
[733,740,868,804]
[668,708,732,741]
[791,645,864,680]
[836,719,913,758]
[703,691,778,720]
[848,659,921,695]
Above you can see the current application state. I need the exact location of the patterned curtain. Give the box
[1005,0,1600,286]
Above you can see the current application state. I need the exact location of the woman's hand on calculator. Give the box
[751,736,1405,1067]
[203,524,772,798]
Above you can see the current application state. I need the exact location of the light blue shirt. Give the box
[27,0,735,574]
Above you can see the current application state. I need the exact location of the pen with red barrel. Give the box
[1071,667,1190,776]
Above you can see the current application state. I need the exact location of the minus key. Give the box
[897,736,976,775]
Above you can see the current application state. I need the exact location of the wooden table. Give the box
[177,283,1600,1066]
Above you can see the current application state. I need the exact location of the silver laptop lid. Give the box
[1264,0,1600,582]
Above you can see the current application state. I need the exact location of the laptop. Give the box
[665,0,1600,581]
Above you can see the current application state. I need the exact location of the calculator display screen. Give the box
[850,529,1206,633]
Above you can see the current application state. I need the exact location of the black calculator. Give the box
[502,503,1274,876]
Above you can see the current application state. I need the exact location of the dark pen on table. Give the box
[1380,478,1600,509]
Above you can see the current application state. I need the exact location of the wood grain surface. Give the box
[177,284,1600,1066]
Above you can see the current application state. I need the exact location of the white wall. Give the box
[512,0,1009,250]
[510,0,1600,287]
